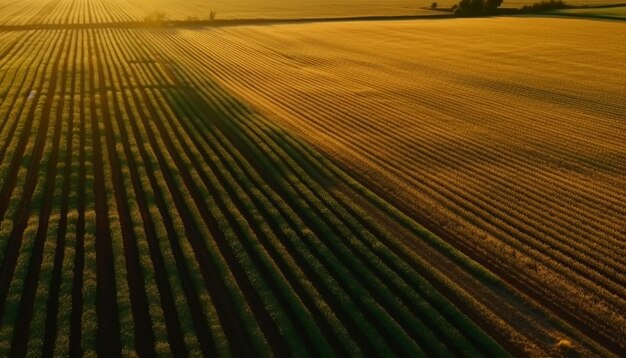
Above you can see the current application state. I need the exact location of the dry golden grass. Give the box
[172,17,626,353]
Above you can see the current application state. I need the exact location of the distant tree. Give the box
[454,0,471,15]
[521,0,567,12]
[469,0,484,13]
[431,2,438,9]
[453,0,504,16]
[209,10,217,21]
[483,0,504,13]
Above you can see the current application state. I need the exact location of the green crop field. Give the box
[0,0,624,357]
[549,5,626,18]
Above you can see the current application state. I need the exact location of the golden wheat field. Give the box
[0,0,625,355]
[172,17,626,354]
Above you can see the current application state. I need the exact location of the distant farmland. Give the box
[0,0,625,357]
[550,5,626,18]
[1,0,625,23]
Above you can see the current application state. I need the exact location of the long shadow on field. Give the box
[148,46,622,357]
[183,89,335,189]
[155,78,356,356]
[144,50,508,357]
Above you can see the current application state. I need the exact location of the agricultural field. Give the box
[0,0,625,357]
[0,23,510,357]
[173,17,626,356]
[0,0,626,24]
[549,5,626,18]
